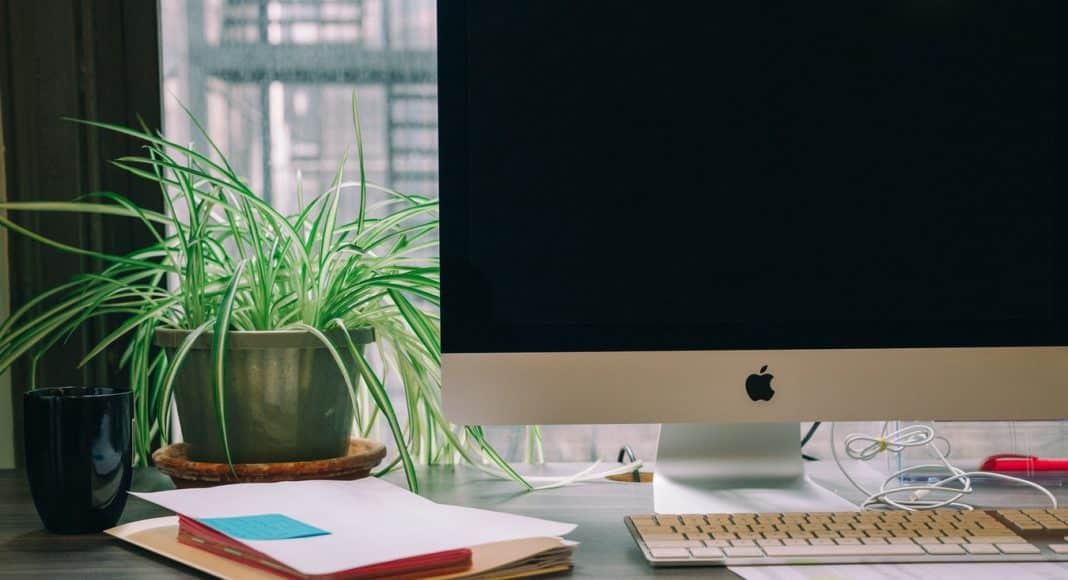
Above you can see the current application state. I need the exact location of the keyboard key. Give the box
[763,544,925,557]
[642,533,684,542]
[646,540,704,548]
[834,538,861,545]
[649,548,691,559]
[963,543,1000,555]
[706,540,732,547]
[997,544,1041,554]
[970,536,1026,544]
[724,547,765,558]
[924,544,965,555]
[1048,544,1068,554]
[689,547,725,559]
[730,539,756,547]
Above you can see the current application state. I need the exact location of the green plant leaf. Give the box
[0,213,176,272]
[351,89,368,236]
[0,199,172,227]
[77,298,180,368]
[210,260,247,469]
[332,321,420,493]
[388,289,441,367]
[156,320,215,444]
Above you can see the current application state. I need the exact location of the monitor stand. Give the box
[654,422,857,514]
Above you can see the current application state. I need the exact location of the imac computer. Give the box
[437,2,1064,512]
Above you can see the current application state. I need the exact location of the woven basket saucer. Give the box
[152,438,387,488]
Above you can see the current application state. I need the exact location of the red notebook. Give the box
[177,516,473,580]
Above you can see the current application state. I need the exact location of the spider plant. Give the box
[0,95,532,492]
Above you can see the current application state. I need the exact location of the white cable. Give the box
[831,422,1057,511]
[526,460,645,491]
[470,459,646,491]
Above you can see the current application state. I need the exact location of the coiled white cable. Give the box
[830,422,1057,511]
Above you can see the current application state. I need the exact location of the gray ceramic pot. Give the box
[154,328,375,464]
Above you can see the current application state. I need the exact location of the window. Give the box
[161,0,659,463]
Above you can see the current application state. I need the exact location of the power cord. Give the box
[830,421,1057,511]
[801,421,821,461]
[801,421,822,447]
[618,446,642,482]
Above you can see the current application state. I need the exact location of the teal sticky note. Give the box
[198,513,330,541]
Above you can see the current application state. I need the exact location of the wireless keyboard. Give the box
[626,508,1068,566]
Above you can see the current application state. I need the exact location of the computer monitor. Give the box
[437,1,1064,511]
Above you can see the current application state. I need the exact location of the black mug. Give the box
[23,387,133,533]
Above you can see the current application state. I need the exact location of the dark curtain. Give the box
[0,0,163,466]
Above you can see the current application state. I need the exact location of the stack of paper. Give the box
[108,478,577,579]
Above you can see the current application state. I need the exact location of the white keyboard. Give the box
[627,508,1068,566]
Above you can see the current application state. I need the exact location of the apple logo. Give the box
[745,365,775,402]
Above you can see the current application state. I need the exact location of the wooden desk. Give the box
[4,463,1066,578]
[2,468,178,578]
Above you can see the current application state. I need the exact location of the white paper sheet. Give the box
[729,562,1068,580]
[132,478,576,576]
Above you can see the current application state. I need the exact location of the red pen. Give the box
[980,453,1068,472]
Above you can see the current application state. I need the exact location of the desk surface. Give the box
[3,463,1065,579]
[1,465,738,579]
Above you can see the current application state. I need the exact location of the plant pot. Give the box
[154,328,374,464]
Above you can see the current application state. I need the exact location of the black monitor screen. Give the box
[439,1,1062,353]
